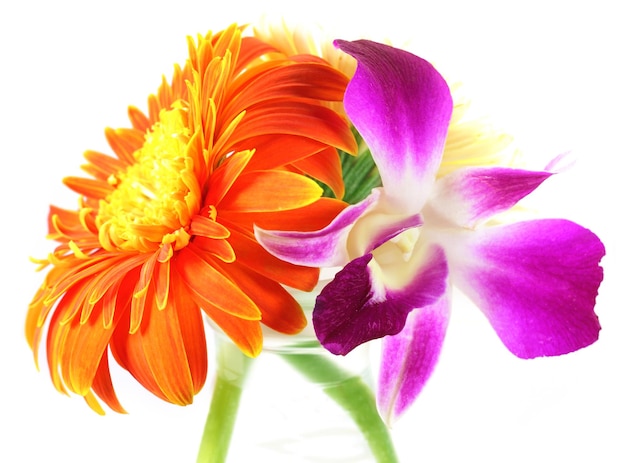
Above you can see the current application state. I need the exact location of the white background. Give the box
[1,1,624,462]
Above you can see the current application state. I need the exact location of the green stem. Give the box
[196,340,252,463]
[281,350,399,463]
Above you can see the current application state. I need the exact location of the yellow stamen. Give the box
[96,108,199,253]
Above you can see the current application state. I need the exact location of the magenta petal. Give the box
[378,289,451,425]
[313,244,448,355]
[254,189,381,267]
[335,39,453,212]
[428,167,554,227]
[448,219,605,358]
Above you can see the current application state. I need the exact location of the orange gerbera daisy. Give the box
[26,24,356,414]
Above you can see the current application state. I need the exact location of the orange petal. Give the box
[46,255,133,311]
[25,303,45,368]
[83,391,106,415]
[192,236,236,263]
[292,146,344,199]
[235,36,277,74]
[205,150,254,206]
[153,258,171,310]
[105,127,144,165]
[233,102,357,155]
[202,302,262,357]
[224,197,347,232]
[136,288,198,405]
[218,170,322,212]
[238,134,329,171]
[48,205,81,233]
[83,150,126,181]
[46,303,73,395]
[127,105,151,132]
[222,225,319,291]
[63,176,114,200]
[171,271,208,393]
[102,267,138,329]
[110,310,169,403]
[64,282,132,396]
[90,350,127,413]
[175,246,261,320]
[190,215,231,239]
[212,259,307,335]
[129,252,159,334]
[48,205,98,238]
[224,62,350,119]
[80,255,146,324]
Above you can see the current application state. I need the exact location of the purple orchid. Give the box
[256,40,605,424]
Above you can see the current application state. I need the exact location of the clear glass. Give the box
[222,335,375,462]
[206,279,391,462]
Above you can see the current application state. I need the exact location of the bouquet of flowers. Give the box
[26,22,605,462]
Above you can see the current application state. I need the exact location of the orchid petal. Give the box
[427,166,554,228]
[445,220,605,358]
[313,243,448,355]
[255,189,381,268]
[354,208,423,257]
[378,289,451,425]
[335,39,453,212]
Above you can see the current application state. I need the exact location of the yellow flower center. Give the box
[97,108,197,253]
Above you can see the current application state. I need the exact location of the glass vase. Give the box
[200,281,398,463]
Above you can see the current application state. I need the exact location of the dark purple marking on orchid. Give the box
[313,245,448,355]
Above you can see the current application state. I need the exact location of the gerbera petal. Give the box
[110,313,169,403]
[223,226,320,291]
[127,105,151,132]
[378,289,451,425]
[223,61,351,117]
[427,166,554,228]
[192,236,236,263]
[240,134,332,171]
[203,303,263,357]
[129,253,158,334]
[204,150,254,207]
[63,176,114,200]
[175,247,261,320]
[104,127,144,165]
[219,170,323,212]
[66,305,121,395]
[171,272,208,394]
[137,290,197,405]
[445,220,605,358]
[83,391,106,415]
[190,215,231,239]
[255,189,381,268]
[82,150,125,181]
[90,351,127,414]
[231,197,346,232]
[232,102,356,154]
[313,243,448,355]
[211,259,307,335]
[291,146,345,199]
[335,39,453,211]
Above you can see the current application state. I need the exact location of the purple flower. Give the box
[256,39,605,424]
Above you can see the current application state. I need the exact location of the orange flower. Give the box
[26,24,356,414]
